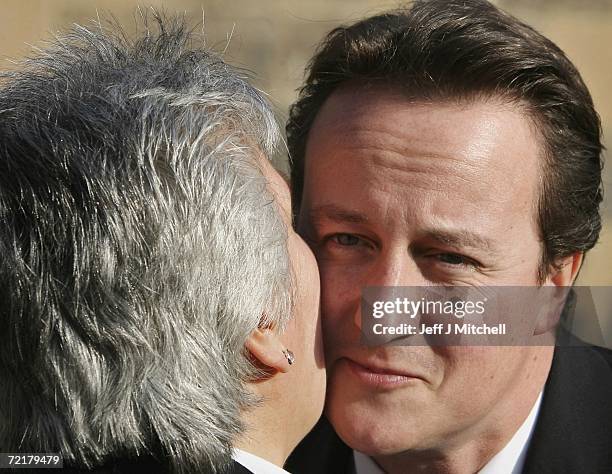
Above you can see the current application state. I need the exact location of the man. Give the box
[286,0,612,473]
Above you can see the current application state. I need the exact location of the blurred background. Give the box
[1,0,610,344]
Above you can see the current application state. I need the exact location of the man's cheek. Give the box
[319,260,364,296]
[321,268,360,313]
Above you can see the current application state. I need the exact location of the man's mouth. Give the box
[342,357,425,388]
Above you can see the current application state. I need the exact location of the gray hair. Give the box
[0,14,291,473]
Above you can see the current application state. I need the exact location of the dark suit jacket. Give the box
[224,460,254,474]
[51,454,172,474]
[286,344,612,473]
[59,456,252,474]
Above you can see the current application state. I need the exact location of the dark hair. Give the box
[287,0,603,277]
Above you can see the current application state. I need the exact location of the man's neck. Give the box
[373,346,553,474]
[373,441,505,474]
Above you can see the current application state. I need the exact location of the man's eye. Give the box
[437,253,470,266]
[331,233,362,246]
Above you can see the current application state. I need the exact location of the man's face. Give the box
[297,86,552,455]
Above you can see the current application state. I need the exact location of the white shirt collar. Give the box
[353,450,385,474]
[478,392,543,474]
[232,449,290,474]
[353,392,543,474]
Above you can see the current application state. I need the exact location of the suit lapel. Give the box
[522,345,612,474]
[225,459,257,474]
[285,417,354,474]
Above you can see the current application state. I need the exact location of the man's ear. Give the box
[534,252,583,335]
[546,252,584,287]
[245,327,291,374]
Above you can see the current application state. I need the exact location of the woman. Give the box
[231,157,326,474]
[0,15,325,474]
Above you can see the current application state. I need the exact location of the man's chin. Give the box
[325,402,429,456]
[323,365,440,453]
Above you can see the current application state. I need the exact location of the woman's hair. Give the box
[0,14,291,473]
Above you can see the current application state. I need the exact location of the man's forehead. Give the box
[299,88,544,250]
[305,88,542,196]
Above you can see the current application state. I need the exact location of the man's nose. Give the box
[354,247,425,329]
[369,247,424,287]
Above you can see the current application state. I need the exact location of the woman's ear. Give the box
[245,327,291,374]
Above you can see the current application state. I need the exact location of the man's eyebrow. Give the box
[423,228,495,251]
[307,204,369,224]
[305,206,494,250]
